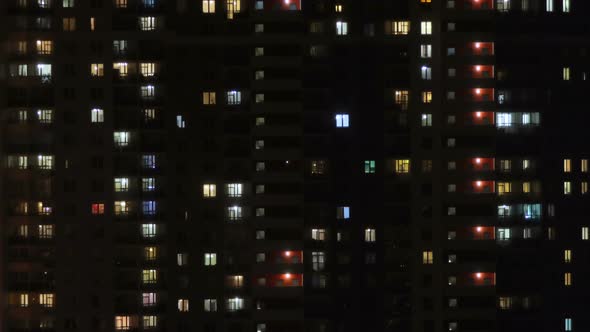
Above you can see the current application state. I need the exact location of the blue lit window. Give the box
[337,206,350,219]
[143,0,156,8]
[143,201,157,215]
[335,114,349,128]
[142,155,156,169]
[565,318,572,331]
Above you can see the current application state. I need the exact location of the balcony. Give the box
[470,157,495,171]
[471,42,495,56]
[470,65,494,79]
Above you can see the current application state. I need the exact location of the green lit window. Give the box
[364,160,376,174]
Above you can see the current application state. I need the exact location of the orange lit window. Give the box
[92,203,105,215]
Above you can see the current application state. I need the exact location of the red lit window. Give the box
[92,203,105,215]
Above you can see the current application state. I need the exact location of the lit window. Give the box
[203,184,217,198]
[226,275,244,288]
[142,201,157,215]
[141,85,155,99]
[63,17,76,31]
[421,114,432,127]
[564,250,572,263]
[227,183,243,197]
[140,63,156,77]
[226,0,242,19]
[336,21,349,35]
[142,0,155,8]
[497,182,512,195]
[581,159,588,172]
[91,203,104,215]
[583,227,589,240]
[364,160,376,174]
[114,201,130,216]
[565,318,572,331]
[312,228,326,241]
[497,0,511,12]
[386,21,410,35]
[226,91,242,105]
[563,67,570,80]
[564,181,572,195]
[113,40,128,54]
[113,62,128,77]
[498,228,511,241]
[139,17,156,31]
[38,0,51,8]
[19,293,29,307]
[335,114,349,128]
[204,253,217,266]
[115,316,131,331]
[226,297,244,312]
[144,247,157,260]
[312,252,326,271]
[142,316,157,329]
[420,21,432,35]
[143,293,157,307]
[365,228,376,242]
[142,155,156,169]
[499,297,512,310]
[227,206,243,221]
[311,160,327,175]
[202,0,215,13]
[422,251,433,264]
[90,63,104,77]
[422,91,432,103]
[420,44,432,58]
[564,159,572,172]
[178,299,189,312]
[91,108,104,123]
[395,159,411,174]
[421,66,432,80]
[563,0,570,12]
[204,299,218,312]
[335,4,343,12]
[90,17,96,31]
[114,178,129,192]
[39,293,54,308]
[336,206,350,219]
[203,91,216,105]
[582,182,588,194]
[177,253,188,266]
[37,109,52,124]
[114,132,130,147]
[564,272,572,286]
[144,109,156,121]
[36,40,52,55]
[142,269,157,284]
[546,0,554,12]
[142,178,155,192]
[394,90,409,110]
[522,182,531,193]
[115,0,127,8]
[63,0,74,7]
[420,0,431,2]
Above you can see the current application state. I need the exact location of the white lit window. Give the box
[114,132,130,147]
[227,206,243,221]
[420,21,432,35]
[141,85,155,99]
[421,114,432,127]
[139,17,156,31]
[142,224,157,238]
[336,21,349,35]
[91,108,104,123]
[142,315,157,329]
[364,228,376,242]
[420,44,432,58]
[203,184,217,198]
[204,253,217,266]
[226,297,244,312]
[177,253,188,266]
[204,299,218,312]
[142,178,155,192]
[421,66,432,80]
[227,183,243,197]
[583,227,589,240]
[496,113,512,127]
[497,0,510,12]
[335,113,349,128]
[546,0,554,12]
[312,252,326,271]
[565,318,572,331]
[563,0,570,12]
[114,178,129,192]
[312,228,326,241]
[227,91,242,105]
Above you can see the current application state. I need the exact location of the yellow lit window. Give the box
[63,17,76,31]
[142,269,157,284]
[90,17,96,31]
[140,63,156,77]
[226,275,244,288]
[563,67,570,81]
[564,181,572,195]
[420,0,432,2]
[582,159,588,172]
[422,91,432,103]
[144,247,157,261]
[115,316,131,331]
[115,0,128,8]
[90,63,104,77]
[386,21,410,35]
[202,0,215,13]
[39,293,54,308]
[497,182,512,195]
[564,250,572,263]
[394,90,409,110]
[19,293,29,307]
[522,182,531,193]
[498,297,512,310]
[422,251,433,264]
[226,0,241,19]
[564,159,571,172]
[36,40,52,55]
[113,62,128,77]
[564,272,572,286]
[395,159,411,174]
[203,92,216,105]
[203,184,217,198]
[18,41,27,54]
[335,4,342,12]
[582,182,588,194]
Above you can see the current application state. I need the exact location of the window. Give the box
[141,224,157,238]
[38,0,51,8]
[420,21,432,35]
[336,21,349,35]
[227,206,242,221]
[115,0,127,8]
[142,178,155,192]
[114,178,129,192]
[365,228,376,242]
[563,0,570,12]
[39,293,54,308]
[90,17,96,31]
[394,90,409,110]
[563,67,571,80]
[564,159,572,172]
[142,269,157,284]
[335,114,350,128]
[395,159,411,174]
[203,92,216,105]
[204,253,217,266]
[522,182,531,193]
[364,160,376,174]
[422,251,434,264]
[564,181,572,195]
[420,44,432,58]
[422,91,433,103]
[226,275,244,288]
[91,108,104,123]
[36,109,52,124]
[90,63,104,77]
[203,184,217,198]
[499,297,512,310]
[312,252,326,271]
[497,182,512,195]
[226,297,244,312]
[421,66,432,80]
[312,229,326,241]
[141,85,155,99]
[226,91,241,105]
[140,63,156,77]
[143,316,157,329]
[202,0,215,13]
[139,17,156,31]
[204,299,218,312]
[144,247,157,260]
[177,253,188,266]
[497,0,510,11]
[311,160,327,175]
[421,114,432,127]
[36,64,52,77]
[565,318,572,331]
[92,203,104,215]
[178,299,189,312]
[142,201,156,215]
[387,21,410,35]
[226,0,241,20]
[113,40,128,54]
[546,0,554,12]
[583,227,589,240]
[500,160,512,172]
[564,272,572,286]
[113,62,128,77]
[142,0,155,8]
[115,316,131,331]
[63,18,76,31]
[114,132,130,147]
[19,293,29,307]
[582,182,588,194]
[498,228,511,241]
[144,109,156,121]
[63,0,74,7]
[336,206,350,219]
[142,155,156,169]
[36,40,53,55]
[143,293,157,307]
[564,250,572,263]
[114,201,129,216]
[227,183,243,197]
